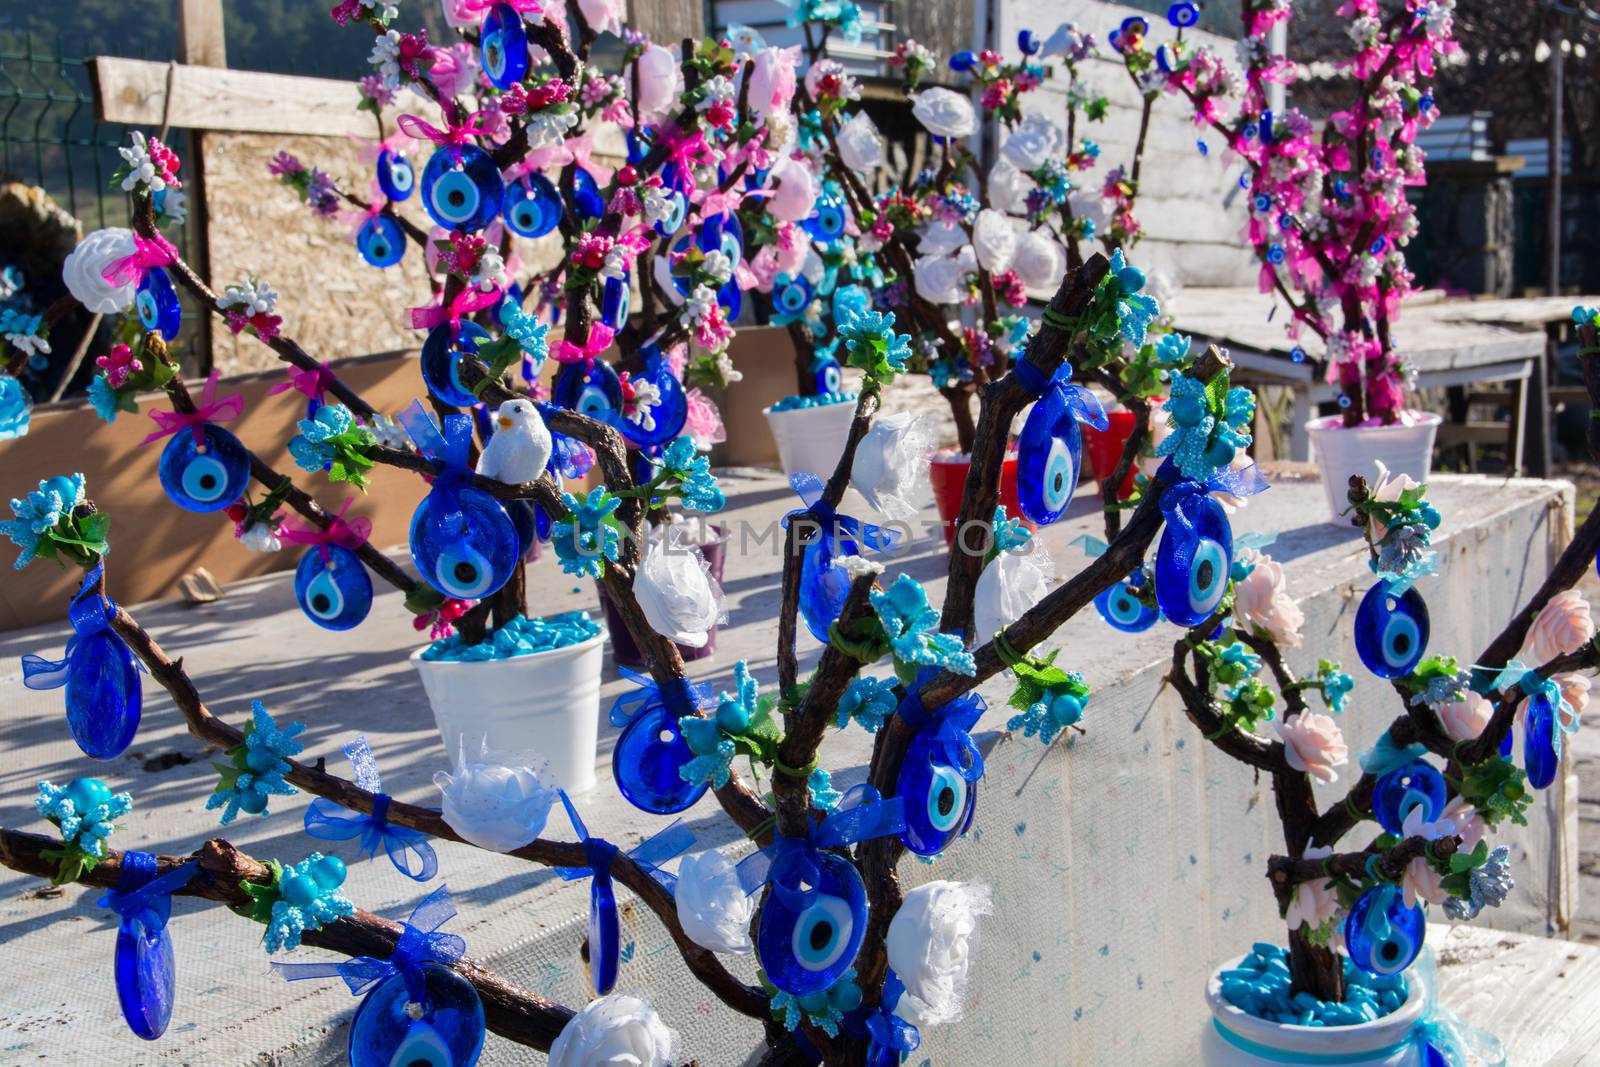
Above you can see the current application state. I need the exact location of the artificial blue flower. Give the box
[769,968,861,1036]
[1107,249,1161,347]
[808,767,844,811]
[1,473,86,568]
[1409,668,1471,710]
[288,404,355,473]
[0,374,31,439]
[659,436,725,512]
[1443,845,1514,921]
[1007,685,1087,744]
[1320,664,1355,713]
[681,662,761,790]
[991,505,1032,554]
[839,309,912,381]
[87,374,121,423]
[1154,332,1191,366]
[871,574,977,677]
[1153,370,1255,481]
[499,300,550,371]
[35,778,132,859]
[264,852,355,952]
[835,675,898,732]
[206,701,304,825]
[551,487,622,578]
[1572,306,1598,326]
[0,308,48,359]
[1218,643,1262,678]
[832,284,870,327]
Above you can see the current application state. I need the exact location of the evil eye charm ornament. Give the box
[376,148,415,202]
[293,544,373,631]
[609,669,718,814]
[1354,583,1430,679]
[502,173,562,238]
[771,273,814,324]
[98,852,200,1041]
[616,350,688,448]
[897,693,985,857]
[1344,883,1424,977]
[1154,489,1233,627]
[135,267,182,339]
[802,187,848,243]
[1095,567,1160,633]
[479,3,529,89]
[420,144,504,232]
[553,358,623,421]
[421,321,492,409]
[158,424,250,512]
[356,214,405,268]
[571,166,605,220]
[1524,680,1562,789]
[1016,369,1108,525]
[788,474,900,643]
[1370,760,1447,836]
[811,356,844,395]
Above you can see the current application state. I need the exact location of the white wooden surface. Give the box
[1434,924,1600,1066]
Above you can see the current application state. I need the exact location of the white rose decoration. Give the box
[1001,112,1063,172]
[548,994,677,1067]
[913,247,975,306]
[851,412,936,519]
[988,160,1029,214]
[576,0,625,36]
[971,209,1017,274]
[62,227,138,314]
[674,849,755,954]
[766,156,816,223]
[917,221,968,257]
[1011,231,1067,290]
[973,545,1054,639]
[433,738,557,853]
[632,531,724,648]
[911,87,976,139]
[887,880,992,1027]
[836,112,885,173]
[635,44,680,115]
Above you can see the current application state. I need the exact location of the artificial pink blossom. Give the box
[1401,855,1447,910]
[1437,690,1492,743]
[427,42,480,98]
[747,46,800,117]
[1440,796,1485,851]
[1232,549,1304,648]
[683,387,726,450]
[1284,845,1337,931]
[96,343,142,389]
[1276,711,1347,783]
[1524,590,1595,664]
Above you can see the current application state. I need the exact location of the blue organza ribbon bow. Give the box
[98,852,199,935]
[273,883,465,1003]
[554,790,694,892]
[1156,458,1271,534]
[398,398,481,559]
[1409,949,1508,1066]
[608,666,718,728]
[898,683,987,783]
[304,736,438,881]
[1495,660,1577,757]
[736,784,906,908]
[1358,736,1431,778]
[785,472,901,553]
[863,970,921,1064]
[22,561,141,691]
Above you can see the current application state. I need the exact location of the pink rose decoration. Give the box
[428,42,481,99]
[576,0,624,35]
[635,44,680,115]
[1524,589,1595,664]
[1233,549,1304,648]
[765,156,816,223]
[1402,855,1447,909]
[1440,796,1485,851]
[1437,690,1491,743]
[683,388,726,451]
[1276,711,1347,783]
[1284,845,1338,931]
[1366,460,1419,541]
[747,46,801,118]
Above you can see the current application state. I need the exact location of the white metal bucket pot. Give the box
[410,630,607,794]
[1201,955,1428,1067]
[763,401,860,480]
[1306,413,1442,526]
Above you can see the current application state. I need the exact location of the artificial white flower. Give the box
[471,248,509,292]
[548,994,677,1067]
[118,131,164,193]
[971,209,1016,274]
[216,277,279,316]
[836,112,885,173]
[765,155,816,223]
[3,320,49,358]
[626,377,663,431]
[1001,112,1063,172]
[917,221,968,257]
[887,880,992,1027]
[433,737,557,853]
[987,160,1030,214]
[369,30,403,89]
[527,109,582,149]
[367,413,411,450]
[674,849,755,954]
[913,248,975,306]
[700,249,735,287]
[157,187,189,225]
[974,545,1054,639]
[696,75,736,113]
[1011,231,1067,290]
[851,411,936,519]
[680,285,717,326]
[238,522,282,553]
[61,228,138,314]
[636,44,681,114]
[576,0,625,36]
[632,530,724,648]
[911,87,976,139]
[836,554,884,578]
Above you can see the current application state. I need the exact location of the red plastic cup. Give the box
[1082,410,1140,500]
[928,449,1027,549]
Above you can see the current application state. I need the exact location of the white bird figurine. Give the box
[476,398,553,485]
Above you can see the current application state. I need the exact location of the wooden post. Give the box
[176,0,226,375]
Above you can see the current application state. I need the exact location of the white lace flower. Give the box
[471,248,509,292]
[433,738,557,852]
[696,74,735,111]
[836,112,884,172]
[548,995,676,1067]
[217,277,278,315]
[912,87,976,139]
[837,554,884,578]
[62,228,138,314]
[641,183,678,227]
[239,522,283,553]
[157,188,189,225]
[974,545,1054,639]
[674,849,754,953]
[527,110,581,149]
[369,30,403,89]
[887,881,992,1027]
[1011,231,1066,290]
[851,412,936,519]
[913,249,974,306]
[632,529,723,647]
[971,209,1016,274]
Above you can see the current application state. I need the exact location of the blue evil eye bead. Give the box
[135,267,182,340]
[758,852,868,995]
[501,173,561,238]
[1155,42,1181,73]
[588,865,621,994]
[421,321,492,409]
[1168,1,1200,27]
[1095,571,1159,633]
[803,193,847,243]
[653,187,689,236]
[798,527,857,643]
[1018,29,1041,54]
[774,274,813,317]
[811,357,843,395]
[505,497,539,556]
[348,963,485,1067]
[479,3,529,90]
[409,487,519,600]
[1371,760,1447,836]
[1525,685,1561,789]
[553,358,623,421]
[618,356,687,448]
[293,545,373,631]
[158,425,250,512]
[697,211,745,262]
[898,730,977,857]
[613,703,707,814]
[572,166,605,220]
[66,635,142,761]
[356,214,405,268]
[1016,387,1085,526]
[420,145,504,232]
[115,911,175,1039]
[1344,884,1424,978]
[599,273,631,331]
[948,50,978,72]
[1154,494,1232,627]
[1354,584,1430,679]
[377,149,415,202]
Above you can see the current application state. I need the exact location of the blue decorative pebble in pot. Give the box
[158,425,250,513]
[1354,583,1429,678]
[135,267,182,340]
[420,144,504,232]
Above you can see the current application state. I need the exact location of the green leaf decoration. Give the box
[1007,650,1088,711]
[1453,757,1531,827]
[232,858,285,924]
[471,336,522,399]
[404,584,447,616]
[40,845,99,886]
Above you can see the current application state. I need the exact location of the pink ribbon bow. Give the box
[396,110,494,163]
[278,499,373,564]
[102,233,178,289]
[526,132,615,185]
[408,285,504,334]
[554,321,615,366]
[269,361,338,404]
[139,370,245,447]
[662,127,715,173]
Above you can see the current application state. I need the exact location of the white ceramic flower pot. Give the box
[1305,413,1442,526]
[763,401,859,480]
[1201,955,1428,1067]
[409,630,607,794]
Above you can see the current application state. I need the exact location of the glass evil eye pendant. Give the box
[571,166,605,220]
[479,3,529,90]
[1354,584,1430,679]
[420,144,505,232]
[898,727,978,857]
[136,267,182,340]
[772,274,813,319]
[798,527,857,643]
[1016,385,1085,526]
[599,273,631,333]
[421,322,492,409]
[1095,568,1160,633]
[501,173,562,238]
[157,425,250,512]
[66,622,142,762]
[1524,683,1561,789]
[348,963,485,1067]
[802,190,847,243]
[553,359,623,421]
[1370,760,1447,836]
[758,851,869,996]
[811,357,843,395]
[294,545,373,631]
[356,214,406,268]
[376,148,415,202]
[115,913,176,1039]
[612,703,707,814]
[617,355,688,448]
[1154,493,1232,627]
[409,487,519,601]
[1344,884,1424,978]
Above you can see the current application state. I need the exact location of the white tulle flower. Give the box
[913,248,974,306]
[971,209,1017,274]
[1001,112,1063,172]
[887,880,992,1027]
[673,850,755,954]
[632,529,725,648]
[61,228,137,314]
[973,545,1054,639]
[636,44,681,114]
[917,221,968,257]
[548,994,677,1067]
[1011,231,1067,290]
[766,155,816,223]
[988,160,1030,214]
[433,738,557,853]
[911,87,976,139]
[576,0,625,36]
[836,112,885,172]
[238,522,282,553]
[851,411,937,519]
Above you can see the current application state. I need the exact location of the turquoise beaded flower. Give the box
[207,701,304,825]
[808,767,843,811]
[1319,661,1355,713]
[36,778,131,860]
[264,852,355,952]
[871,574,977,679]
[679,661,762,789]
[1212,642,1263,686]
[839,309,911,383]
[551,487,622,578]
[835,676,897,732]
[88,374,122,423]
[287,404,355,473]
[1108,249,1161,346]
[767,967,862,1036]
[1007,686,1087,744]
[1,473,86,568]
[500,301,551,367]
[659,436,725,512]
[1153,370,1255,482]
[1572,306,1597,326]
[1443,845,1514,921]
[990,505,1032,554]
[1154,332,1192,366]
[0,373,31,439]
